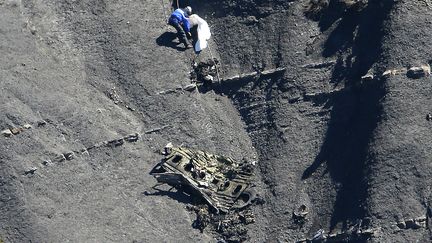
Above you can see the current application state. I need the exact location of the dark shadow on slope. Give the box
[190,0,294,18]
[303,82,385,230]
[144,188,193,205]
[322,9,360,58]
[302,0,394,230]
[156,32,186,51]
[318,0,351,32]
[212,72,285,195]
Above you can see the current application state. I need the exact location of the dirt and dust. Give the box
[1,0,432,242]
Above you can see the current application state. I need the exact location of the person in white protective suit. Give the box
[188,14,211,53]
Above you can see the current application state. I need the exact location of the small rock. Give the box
[362,228,378,236]
[361,73,374,81]
[93,141,108,148]
[415,216,427,227]
[1,129,13,137]
[183,83,197,91]
[41,160,53,166]
[407,64,431,79]
[29,26,37,35]
[293,204,309,220]
[204,75,214,82]
[24,167,37,175]
[405,219,420,229]
[302,60,336,69]
[396,221,406,229]
[63,152,74,160]
[164,142,173,155]
[10,127,23,135]
[245,15,259,24]
[125,133,139,142]
[381,70,393,78]
[37,120,47,127]
[23,124,32,129]
[55,154,66,162]
[107,138,124,147]
[427,114,432,121]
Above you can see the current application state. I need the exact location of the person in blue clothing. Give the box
[168,6,193,49]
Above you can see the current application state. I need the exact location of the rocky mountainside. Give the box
[1,0,432,242]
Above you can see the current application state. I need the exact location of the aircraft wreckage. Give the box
[150,144,255,213]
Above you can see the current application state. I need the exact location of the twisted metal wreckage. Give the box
[150,144,255,213]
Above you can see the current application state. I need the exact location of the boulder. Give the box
[10,127,23,135]
[24,167,37,175]
[1,129,13,137]
[64,152,75,160]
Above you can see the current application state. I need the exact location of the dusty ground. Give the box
[1,0,432,242]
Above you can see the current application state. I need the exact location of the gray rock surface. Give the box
[1,0,432,242]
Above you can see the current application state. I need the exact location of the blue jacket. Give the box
[169,9,190,32]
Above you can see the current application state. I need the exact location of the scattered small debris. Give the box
[220,67,286,84]
[186,204,255,242]
[191,58,220,85]
[107,138,124,147]
[380,64,431,80]
[37,131,141,173]
[125,105,135,111]
[157,89,177,95]
[297,225,379,242]
[125,133,140,142]
[107,87,122,104]
[302,60,336,69]
[145,125,170,134]
[55,154,66,162]
[381,68,407,79]
[407,64,431,79]
[397,216,427,229]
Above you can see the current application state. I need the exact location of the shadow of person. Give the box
[156,32,186,51]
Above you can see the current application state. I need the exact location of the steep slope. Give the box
[1,0,432,242]
[194,0,432,242]
[1,0,255,242]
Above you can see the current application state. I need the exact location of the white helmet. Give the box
[184,6,192,16]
